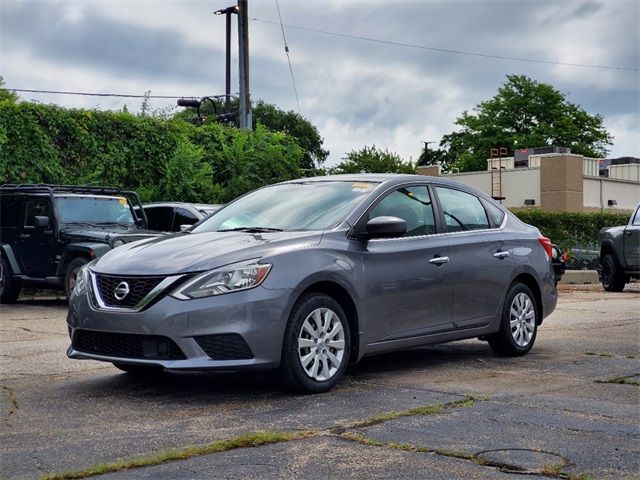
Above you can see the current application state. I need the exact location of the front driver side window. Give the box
[369,186,436,237]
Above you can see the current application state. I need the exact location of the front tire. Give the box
[64,257,89,299]
[601,254,625,292]
[488,283,538,357]
[0,257,21,304]
[279,294,350,393]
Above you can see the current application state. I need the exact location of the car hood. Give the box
[92,230,323,275]
[61,226,161,243]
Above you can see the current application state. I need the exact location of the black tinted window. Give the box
[369,186,436,237]
[0,195,22,227]
[144,206,173,231]
[24,200,50,227]
[435,187,489,232]
[172,208,198,231]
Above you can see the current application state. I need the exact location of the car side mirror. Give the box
[179,224,191,232]
[33,216,50,228]
[365,216,407,239]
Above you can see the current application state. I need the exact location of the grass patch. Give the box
[337,396,477,431]
[40,430,315,480]
[1,385,18,427]
[583,352,613,358]
[340,431,473,460]
[596,375,640,387]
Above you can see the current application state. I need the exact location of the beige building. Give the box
[417,154,640,212]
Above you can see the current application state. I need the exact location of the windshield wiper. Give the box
[218,226,284,233]
[95,221,133,228]
[63,221,99,227]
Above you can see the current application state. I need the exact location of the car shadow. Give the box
[68,340,504,401]
[15,297,68,307]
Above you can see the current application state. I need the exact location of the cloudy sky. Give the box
[1,0,638,165]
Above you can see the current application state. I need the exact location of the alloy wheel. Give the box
[297,307,345,381]
[510,292,535,347]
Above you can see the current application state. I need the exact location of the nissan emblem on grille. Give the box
[113,281,130,301]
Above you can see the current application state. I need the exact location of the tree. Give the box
[442,75,613,172]
[0,77,18,103]
[417,143,456,173]
[331,145,415,174]
[174,99,328,170]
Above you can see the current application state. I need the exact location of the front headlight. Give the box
[73,259,97,296]
[171,261,272,300]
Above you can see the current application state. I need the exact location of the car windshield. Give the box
[56,196,135,225]
[193,181,378,233]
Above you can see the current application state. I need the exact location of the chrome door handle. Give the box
[493,251,510,259]
[429,256,449,265]
[19,233,31,239]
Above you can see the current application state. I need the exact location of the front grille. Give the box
[194,334,254,360]
[73,330,186,360]
[94,273,165,308]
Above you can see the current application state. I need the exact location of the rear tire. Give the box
[279,293,350,394]
[64,257,89,299]
[0,257,21,304]
[601,254,625,292]
[488,283,538,357]
[112,363,164,375]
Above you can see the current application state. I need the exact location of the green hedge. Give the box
[0,100,303,203]
[512,209,630,248]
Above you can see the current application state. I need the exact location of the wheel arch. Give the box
[510,273,543,325]
[295,280,361,364]
[56,243,110,276]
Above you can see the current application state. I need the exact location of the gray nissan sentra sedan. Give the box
[67,174,557,393]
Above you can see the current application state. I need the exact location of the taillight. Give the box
[538,236,552,261]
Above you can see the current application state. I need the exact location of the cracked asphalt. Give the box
[1,285,639,479]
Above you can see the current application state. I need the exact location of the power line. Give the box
[251,18,638,72]
[6,89,229,99]
[274,0,302,114]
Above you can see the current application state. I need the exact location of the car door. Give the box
[361,185,454,345]
[624,206,640,270]
[433,186,513,329]
[18,197,57,277]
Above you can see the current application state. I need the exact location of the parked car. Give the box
[0,184,162,302]
[138,202,223,232]
[551,244,565,285]
[598,203,640,291]
[67,174,558,393]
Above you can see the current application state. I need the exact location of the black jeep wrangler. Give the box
[0,184,161,302]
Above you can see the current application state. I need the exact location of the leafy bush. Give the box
[0,99,303,203]
[511,209,630,249]
[330,145,415,175]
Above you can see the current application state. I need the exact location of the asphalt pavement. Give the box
[1,285,638,479]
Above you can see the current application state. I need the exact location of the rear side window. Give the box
[435,187,490,232]
[484,201,506,228]
[144,206,173,231]
[369,186,436,237]
[172,208,198,231]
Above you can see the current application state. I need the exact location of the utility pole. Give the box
[238,0,251,130]
[214,5,238,118]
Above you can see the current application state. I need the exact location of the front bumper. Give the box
[67,285,293,371]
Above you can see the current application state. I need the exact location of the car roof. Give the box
[142,202,221,209]
[281,173,483,191]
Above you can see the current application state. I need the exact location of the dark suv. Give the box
[0,184,161,302]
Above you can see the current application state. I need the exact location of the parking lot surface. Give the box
[1,285,639,479]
